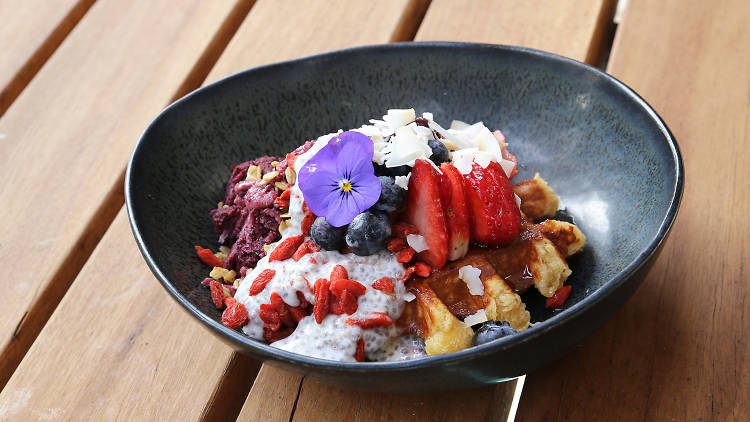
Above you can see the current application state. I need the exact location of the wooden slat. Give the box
[237,366,304,421]
[0,0,250,390]
[0,0,95,116]
[415,0,617,65]
[517,0,750,420]
[278,1,618,421]
[0,211,260,420]
[205,0,430,84]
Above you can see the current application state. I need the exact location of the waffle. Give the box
[397,175,586,356]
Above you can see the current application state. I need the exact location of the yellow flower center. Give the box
[339,179,352,192]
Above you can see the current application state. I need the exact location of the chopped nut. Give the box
[224,270,236,282]
[279,220,290,231]
[285,166,296,184]
[271,160,280,167]
[233,279,241,288]
[219,246,231,255]
[263,244,272,252]
[279,213,291,219]
[262,171,279,183]
[217,201,224,208]
[274,181,289,191]
[215,252,227,262]
[222,286,231,297]
[246,165,262,181]
[209,266,236,282]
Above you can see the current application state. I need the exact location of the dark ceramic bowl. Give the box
[126,42,683,391]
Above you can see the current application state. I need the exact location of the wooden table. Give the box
[0,0,747,420]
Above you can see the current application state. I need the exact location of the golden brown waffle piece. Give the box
[397,174,585,356]
[513,173,560,220]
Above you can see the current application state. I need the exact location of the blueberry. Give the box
[374,176,407,213]
[471,321,517,346]
[310,217,346,251]
[345,210,391,256]
[374,162,411,177]
[553,208,576,224]
[428,139,450,165]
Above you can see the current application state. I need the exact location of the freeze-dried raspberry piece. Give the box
[248,269,276,296]
[371,277,394,294]
[268,235,305,262]
[209,280,225,309]
[387,237,407,253]
[345,312,394,329]
[221,301,248,329]
[400,266,416,283]
[392,222,419,238]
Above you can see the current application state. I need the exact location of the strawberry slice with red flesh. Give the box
[400,159,448,269]
[439,163,470,261]
[463,161,522,246]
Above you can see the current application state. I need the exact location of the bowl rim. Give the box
[125,41,684,373]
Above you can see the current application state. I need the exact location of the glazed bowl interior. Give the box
[126,42,682,390]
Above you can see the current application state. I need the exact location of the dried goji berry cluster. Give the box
[387,222,434,279]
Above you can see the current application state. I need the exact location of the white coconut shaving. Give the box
[403,292,416,302]
[463,309,488,327]
[458,265,484,296]
[406,234,429,252]
[394,173,411,190]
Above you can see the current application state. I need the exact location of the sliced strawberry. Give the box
[400,159,448,269]
[439,163,470,261]
[492,130,518,179]
[463,161,522,246]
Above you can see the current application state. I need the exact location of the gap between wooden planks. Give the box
[0,0,430,420]
[238,1,617,421]
[0,0,254,392]
[0,0,96,117]
[517,0,750,420]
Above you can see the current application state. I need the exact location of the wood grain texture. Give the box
[0,0,247,390]
[237,366,304,422]
[0,0,95,117]
[292,377,518,422]
[415,0,617,65]
[0,211,259,420]
[205,0,427,84]
[517,0,750,420]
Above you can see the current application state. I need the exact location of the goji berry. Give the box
[269,235,305,261]
[330,279,367,298]
[400,266,416,283]
[309,257,318,264]
[221,301,248,329]
[289,305,308,323]
[301,210,316,236]
[392,222,419,238]
[340,290,358,315]
[296,290,310,309]
[292,240,319,261]
[302,201,308,214]
[263,326,294,343]
[397,247,416,263]
[224,296,237,307]
[345,312,394,329]
[209,280,225,309]
[248,269,276,296]
[270,293,296,328]
[313,278,330,323]
[387,237,407,253]
[195,245,223,267]
[274,188,292,208]
[259,304,281,332]
[414,262,432,277]
[545,285,572,309]
[372,277,394,294]
[330,264,348,281]
[355,337,365,362]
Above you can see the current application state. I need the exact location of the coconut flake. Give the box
[499,158,515,178]
[474,126,503,161]
[450,120,470,130]
[403,292,416,302]
[383,108,416,131]
[394,174,411,190]
[406,234,429,252]
[473,151,495,168]
[451,148,478,174]
[422,112,434,121]
[383,126,432,167]
[463,309,488,327]
[458,265,484,296]
[514,193,522,209]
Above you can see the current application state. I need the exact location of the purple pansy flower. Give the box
[298,131,381,227]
